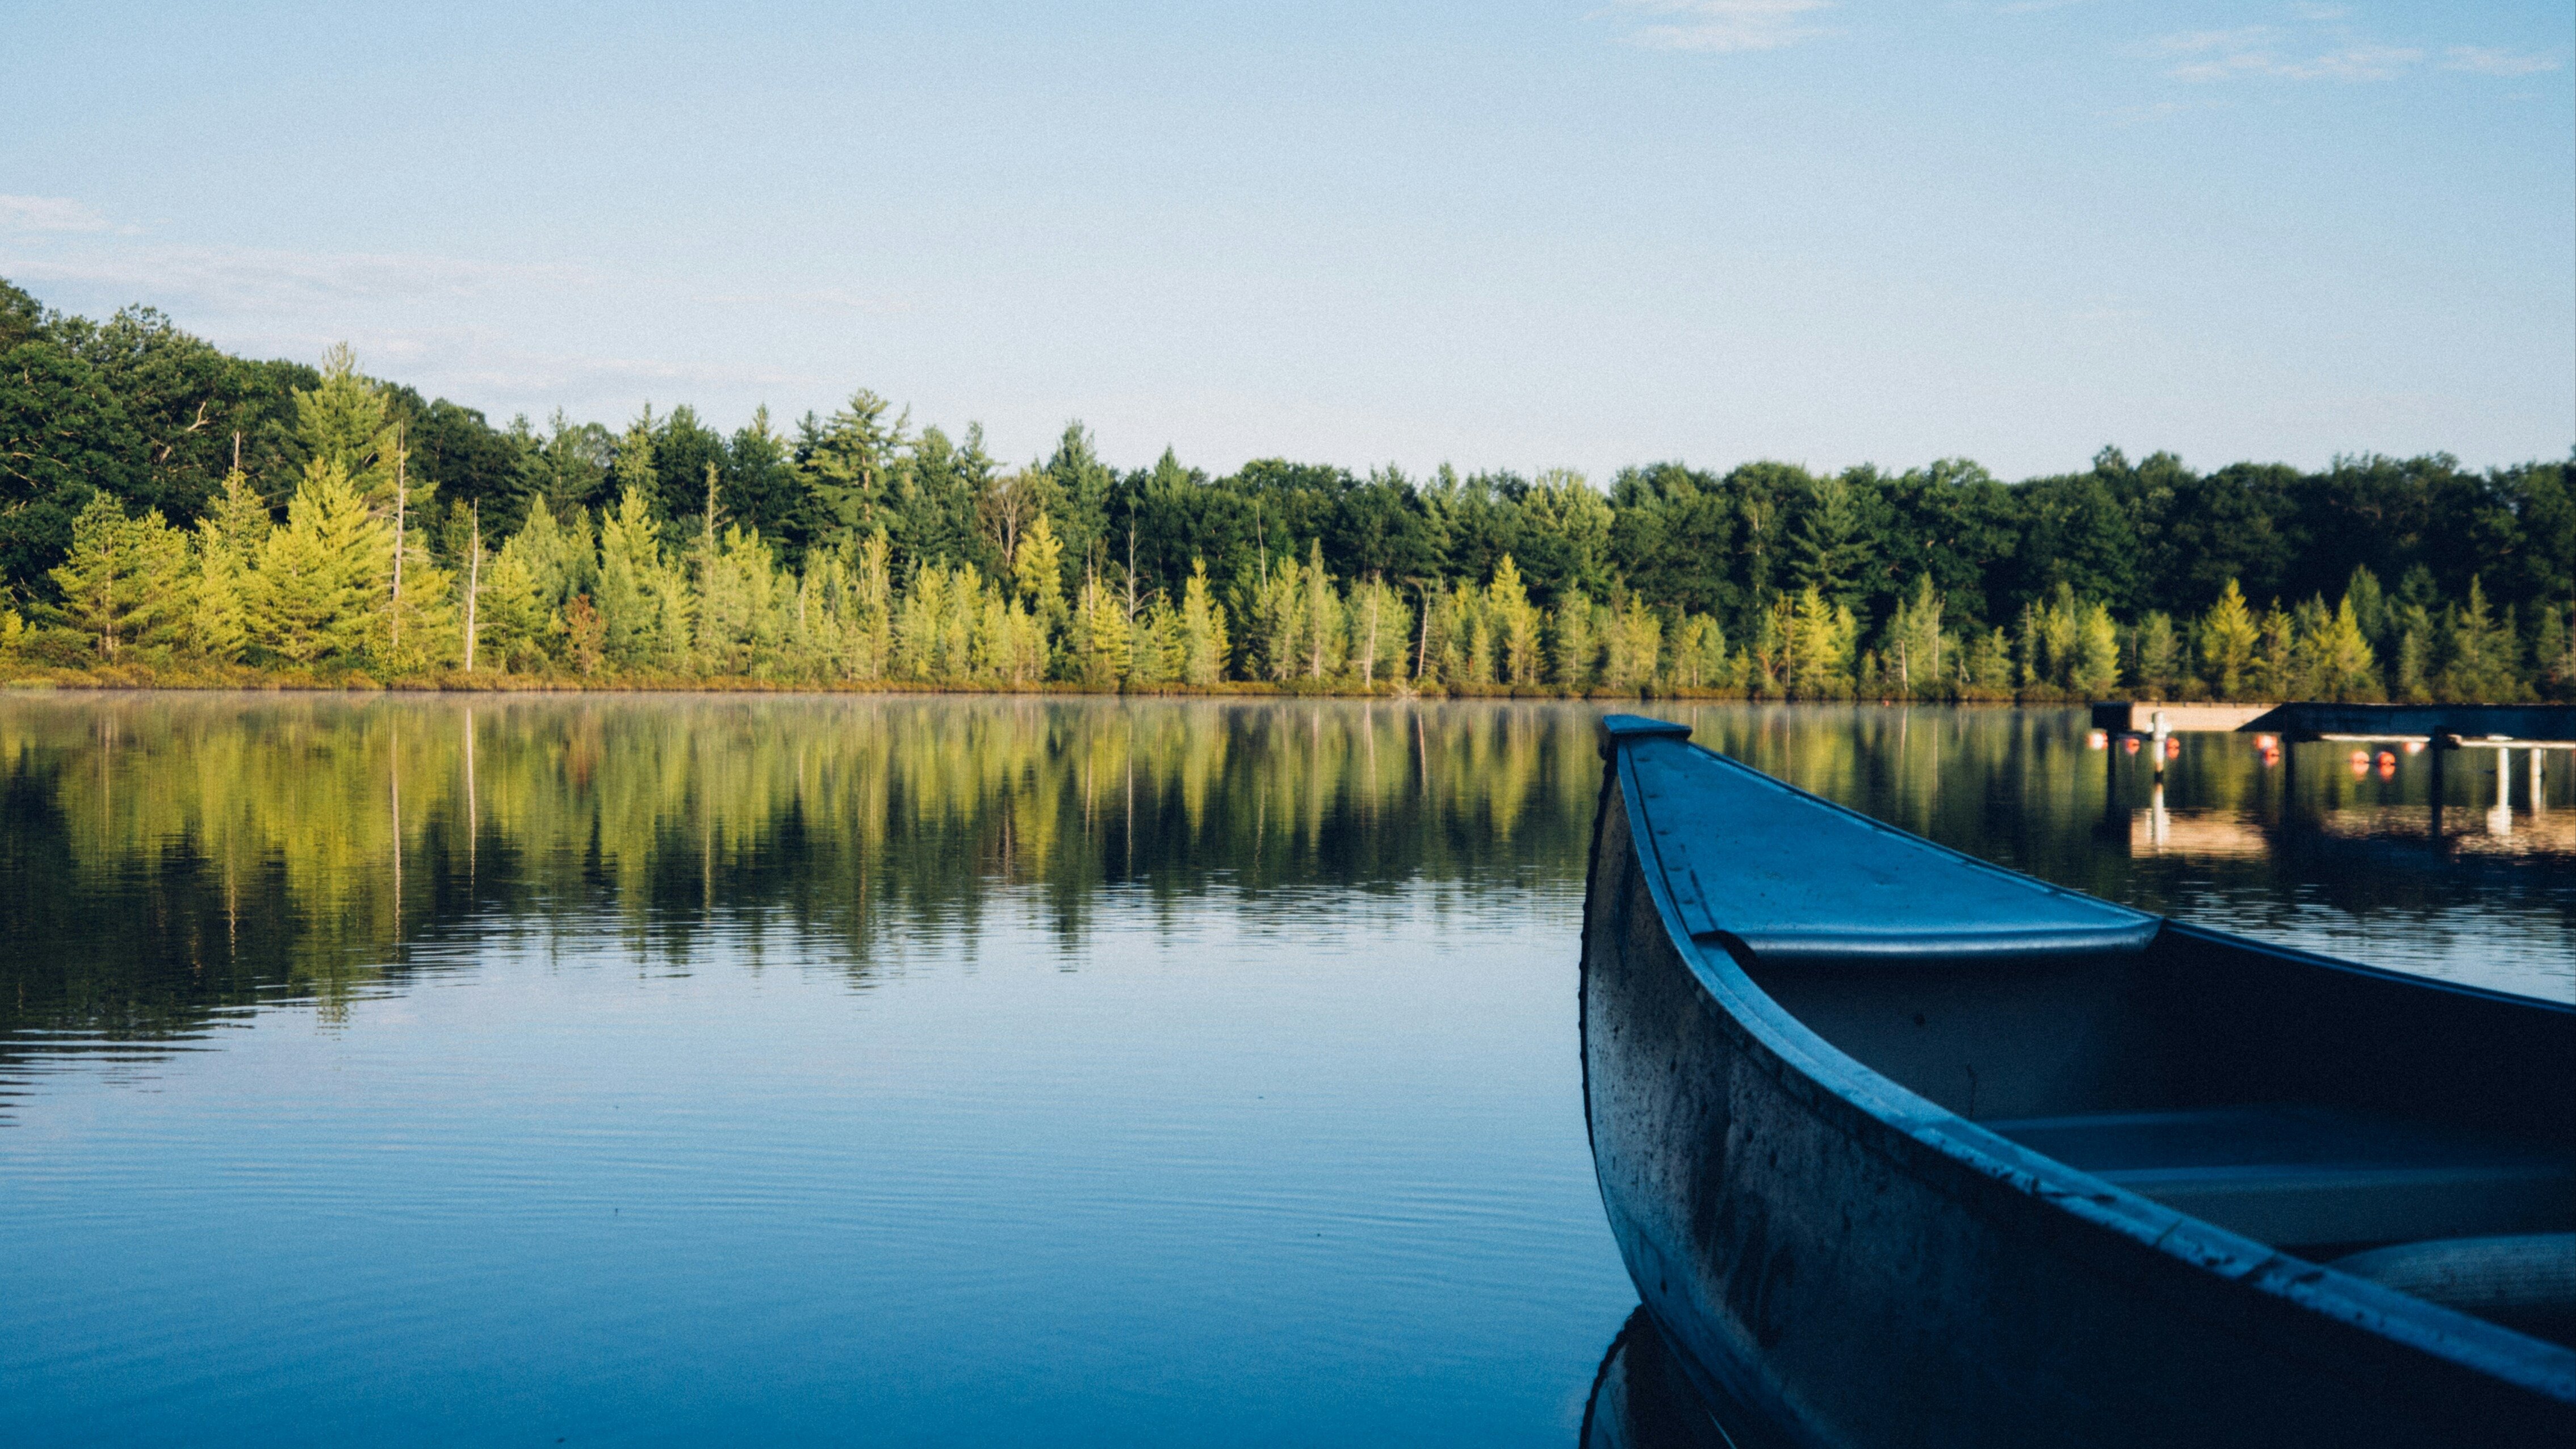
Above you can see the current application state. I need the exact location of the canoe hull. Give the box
[1581,761,2575,1447]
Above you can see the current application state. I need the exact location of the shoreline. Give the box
[0,666,2123,706]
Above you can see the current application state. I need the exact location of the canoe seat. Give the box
[1985,1105,2575,1250]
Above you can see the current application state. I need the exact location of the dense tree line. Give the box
[3,278,2570,700]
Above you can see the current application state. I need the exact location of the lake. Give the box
[3,694,2567,1447]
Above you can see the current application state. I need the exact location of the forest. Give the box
[3,278,2570,702]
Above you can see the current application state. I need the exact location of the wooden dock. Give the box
[2092,702,2576,747]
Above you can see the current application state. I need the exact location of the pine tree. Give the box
[1128,598,1181,685]
[248,460,385,666]
[1787,474,1866,608]
[503,500,591,615]
[1788,585,1852,698]
[1604,596,1663,692]
[190,531,249,662]
[1015,510,1066,626]
[893,563,948,680]
[2310,596,2379,701]
[1178,560,1230,685]
[1487,555,1541,685]
[475,550,553,671]
[293,343,394,489]
[1672,614,1727,690]
[594,486,671,668]
[1297,541,1344,680]
[2198,580,2259,700]
[1879,576,1946,700]
[1965,627,2014,701]
[2073,600,2120,697]
[2535,602,2575,701]
[203,467,273,561]
[1551,591,1597,689]
[1070,571,1127,685]
[2439,576,2519,702]
[2131,612,2180,698]
[48,493,189,659]
[1249,555,1305,682]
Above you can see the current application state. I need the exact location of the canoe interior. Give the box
[1741,928,2576,1262]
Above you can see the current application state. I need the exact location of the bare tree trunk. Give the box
[390,428,406,650]
[463,505,481,673]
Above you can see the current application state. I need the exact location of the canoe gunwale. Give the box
[1584,720,2576,1426]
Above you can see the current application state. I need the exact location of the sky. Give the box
[2,1,2570,482]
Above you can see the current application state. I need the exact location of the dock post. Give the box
[2533,747,2546,814]
[2428,739,2445,837]
[2486,746,2514,836]
[2150,710,2169,776]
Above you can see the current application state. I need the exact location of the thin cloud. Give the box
[0,195,118,233]
[2443,45,2558,77]
[2147,13,2553,86]
[217,324,821,409]
[1,245,598,313]
[2151,26,2422,83]
[1609,0,1835,55]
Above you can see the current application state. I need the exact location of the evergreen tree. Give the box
[2535,602,2574,701]
[1014,510,1066,625]
[1346,573,1410,686]
[2073,600,2119,697]
[2198,580,2259,699]
[2309,596,2379,701]
[294,343,393,488]
[190,528,249,662]
[2439,577,2519,702]
[1070,571,1127,685]
[1672,614,1727,690]
[474,550,553,671]
[1296,540,1344,680]
[1248,555,1305,682]
[594,486,671,668]
[1178,560,1230,685]
[1604,596,1663,692]
[1551,591,1597,689]
[1488,555,1542,684]
[1788,474,1867,609]
[1880,575,1946,700]
[2252,604,2297,700]
[2131,612,2180,698]
[1788,585,1854,698]
[248,460,384,665]
[1964,626,2014,700]
[47,493,189,659]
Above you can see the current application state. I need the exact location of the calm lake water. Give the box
[3,694,2569,1447]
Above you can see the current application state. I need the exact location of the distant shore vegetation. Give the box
[3,279,2570,703]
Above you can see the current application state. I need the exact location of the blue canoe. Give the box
[1583,716,2575,1447]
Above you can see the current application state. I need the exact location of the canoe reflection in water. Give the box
[1582,717,2574,1447]
[1580,1308,1752,1449]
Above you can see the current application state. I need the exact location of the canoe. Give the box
[1582,715,2576,1447]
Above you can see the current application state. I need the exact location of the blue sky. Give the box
[3,1,2569,480]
